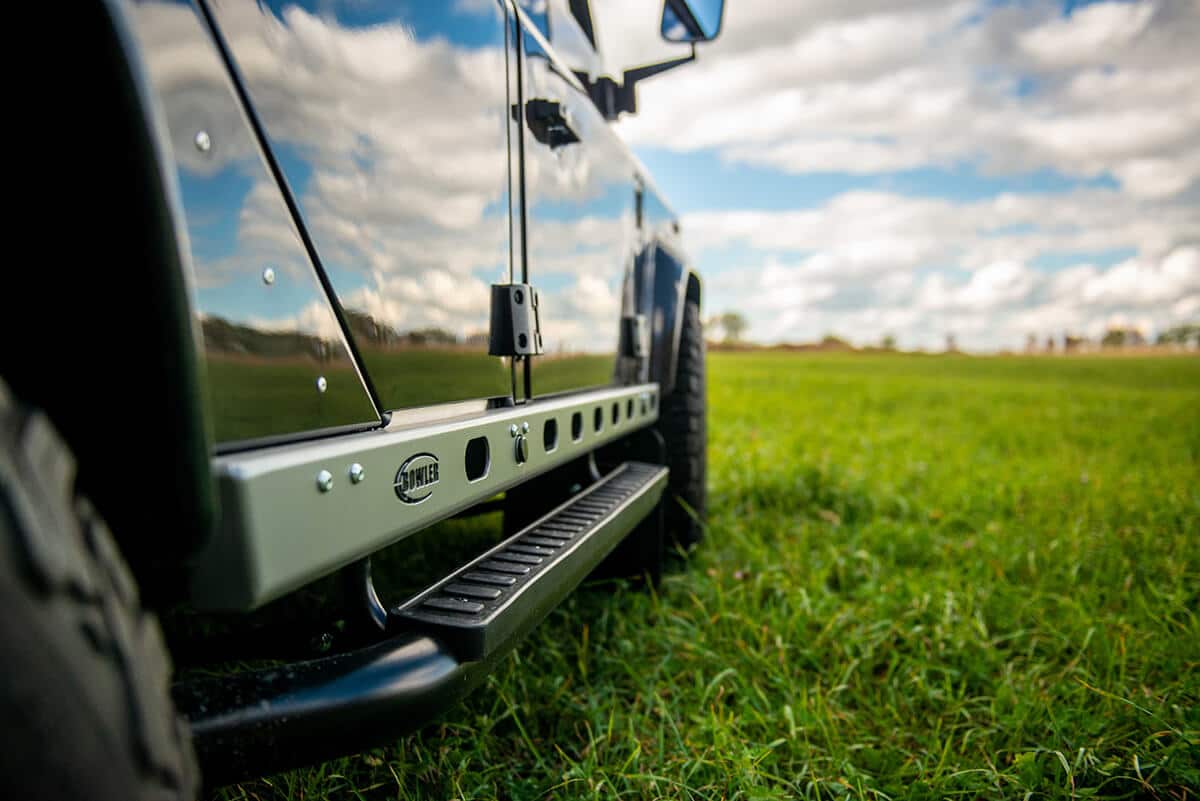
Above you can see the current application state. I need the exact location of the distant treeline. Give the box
[200,312,486,361]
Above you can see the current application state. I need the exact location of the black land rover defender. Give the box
[1,0,722,796]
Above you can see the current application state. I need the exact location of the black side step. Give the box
[393,461,668,661]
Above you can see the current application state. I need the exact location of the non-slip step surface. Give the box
[393,462,668,661]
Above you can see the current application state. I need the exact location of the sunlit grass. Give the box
[218,352,1200,799]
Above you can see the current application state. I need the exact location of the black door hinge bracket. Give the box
[489,284,544,357]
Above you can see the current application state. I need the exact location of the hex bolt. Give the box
[194,130,211,153]
[316,376,328,393]
[262,266,276,285]
[348,463,365,484]
[509,423,520,438]
[316,469,334,493]
[521,421,530,434]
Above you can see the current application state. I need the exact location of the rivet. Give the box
[262,266,276,285]
[509,423,520,437]
[194,130,211,153]
[316,469,333,492]
[521,421,530,434]
[349,463,365,484]
[316,376,328,393]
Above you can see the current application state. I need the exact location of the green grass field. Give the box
[219,352,1199,800]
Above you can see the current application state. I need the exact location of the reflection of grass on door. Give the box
[218,352,1200,799]
[206,350,619,442]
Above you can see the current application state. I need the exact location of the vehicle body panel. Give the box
[129,0,379,444]
[515,9,642,396]
[204,0,517,413]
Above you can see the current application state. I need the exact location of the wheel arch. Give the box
[645,236,703,397]
[1,0,216,603]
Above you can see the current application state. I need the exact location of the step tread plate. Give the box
[393,462,667,661]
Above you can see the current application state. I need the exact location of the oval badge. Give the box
[394,452,440,504]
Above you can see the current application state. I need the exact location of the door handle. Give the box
[522,98,579,148]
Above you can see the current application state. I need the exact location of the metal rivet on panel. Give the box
[509,423,520,438]
[262,267,276,285]
[348,463,365,484]
[521,421,530,434]
[194,130,211,153]
[316,470,334,493]
[316,376,328,393]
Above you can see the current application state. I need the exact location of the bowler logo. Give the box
[394,452,440,504]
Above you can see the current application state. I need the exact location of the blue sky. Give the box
[602,0,1200,349]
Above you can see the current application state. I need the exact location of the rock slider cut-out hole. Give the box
[465,436,489,481]
[593,407,603,432]
[571,412,583,442]
[611,402,619,425]
[543,418,558,452]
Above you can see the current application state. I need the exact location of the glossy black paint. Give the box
[516,10,642,396]
[128,0,380,444]
[204,0,517,413]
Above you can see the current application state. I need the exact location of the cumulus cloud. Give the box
[590,1,1200,349]
[615,0,1200,199]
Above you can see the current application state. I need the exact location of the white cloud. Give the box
[688,183,1199,349]
[614,0,1200,200]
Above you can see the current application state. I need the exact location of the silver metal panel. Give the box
[129,0,379,443]
[204,0,516,411]
[516,12,643,395]
[194,382,661,609]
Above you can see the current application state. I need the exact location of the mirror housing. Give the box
[661,0,726,43]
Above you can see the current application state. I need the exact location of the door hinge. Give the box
[620,313,649,359]
[489,284,544,357]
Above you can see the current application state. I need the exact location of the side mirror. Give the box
[661,0,725,43]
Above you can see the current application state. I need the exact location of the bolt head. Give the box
[349,463,365,484]
[316,376,328,393]
[316,469,334,492]
[194,130,211,153]
[509,423,519,437]
[262,266,276,285]
[522,421,530,434]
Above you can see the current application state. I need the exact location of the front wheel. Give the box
[657,298,708,551]
[0,383,197,801]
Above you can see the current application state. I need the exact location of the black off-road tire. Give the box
[658,299,707,551]
[0,383,198,801]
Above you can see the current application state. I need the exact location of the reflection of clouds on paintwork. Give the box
[519,43,640,352]
[213,0,510,260]
[167,0,519,364]
[539,274,622,352]
[132,1,352,347]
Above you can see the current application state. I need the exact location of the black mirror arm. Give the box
[580,44,696,121]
